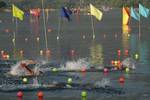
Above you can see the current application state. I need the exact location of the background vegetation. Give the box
[1,0,150,9]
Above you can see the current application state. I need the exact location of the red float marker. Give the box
[117,49,121,56]
[70,49,75,57]
[119,76,125,85]
[103,68,108,73]
[17,91,23,100]
[103,68,109,76]
[125,49,129,56]
[81,66,86,72]
[37,91,44,100]
[111,60,114,65]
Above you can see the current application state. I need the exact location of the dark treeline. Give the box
[2,0,150,9]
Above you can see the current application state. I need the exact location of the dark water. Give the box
[0,9,150,100]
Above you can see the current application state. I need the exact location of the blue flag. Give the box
[131,7,140,21]
[139,4,149,18]
[61,7,72,21]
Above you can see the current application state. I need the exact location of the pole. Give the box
[90,15,95,40]
[138,15,141,41]
[57,16,61,40]
[13,31,16,59]
[41,0,49,60]
[13,18,18,59]
[41,0,48,50]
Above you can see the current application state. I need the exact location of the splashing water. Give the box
[122,58,136,69]
[9,60,44,76]
[94,78,111,88]
[60,58,90,71]
[32,77,40,87]
[9,61,28,76]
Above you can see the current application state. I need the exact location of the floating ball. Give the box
[125,67,130,73]
[81,91,87,97]
[115,34,117,38]
[127,34,130,37]
[93,35,95,39]
[25,38,28,42]
[36,37,40,42]
[37,91,44,97]
[117,49,121,53]
[52,68,57,72]
[103,34,106,38]
[40,50,43,55]
[111,60,114,65]
[119,76,125,84]
[117,49,121,56]
[12,38,15,43]
[125,49,129,56]
[114,60,118,66]
[48,28,52,32]
[67,78,72,84]
[82,35,85,39]
[81,66,86,72]
[17,91,23,97]
[1,50,4,54]
[22,78,28,83]
[70,49,75,56]
[57,36,59,40]
[6,55,10,60]
[103,68,108,73]
[5,29,10,33]
[134,54,139,60]
[20,50,24,54]
[46,49,51,54]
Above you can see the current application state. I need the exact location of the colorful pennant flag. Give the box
[122,7,130,25]
[131,7,140,21]
[139,4,149,18]
[90,4,103,21]
[12,4,24,20]
[61,7,72,21]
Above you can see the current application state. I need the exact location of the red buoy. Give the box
[70,49,75,56]
[119,76,125,84]
[125,49,129,56]
[103,68,108,73]
[37,91,44,100]
[117,49,121,56]
[111,60,114,65]
[17,91,23,100]
[81,66,86,72]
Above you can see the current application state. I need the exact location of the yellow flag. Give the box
[12,4,24,20]
[122,7,130,25]
[90,4,103,21]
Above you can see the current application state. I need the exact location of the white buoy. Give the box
[93,35,95,39]
[23,78,28,83]
[57,36,59,40]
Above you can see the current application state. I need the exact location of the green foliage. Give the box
[4,0,150,8]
